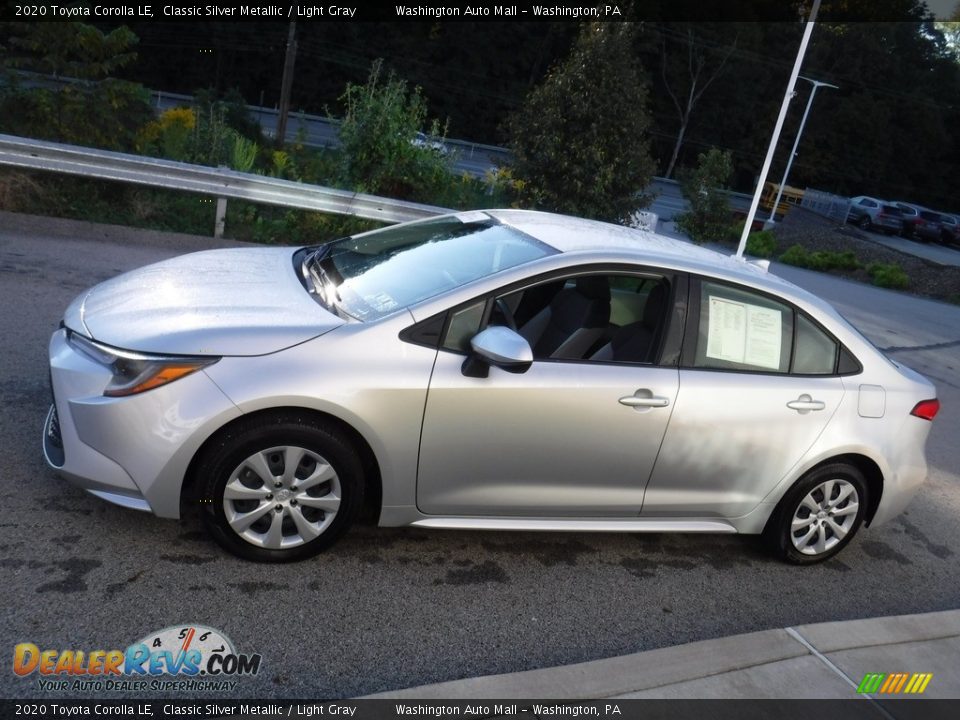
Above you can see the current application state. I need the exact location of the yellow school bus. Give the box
[760,182,805,218]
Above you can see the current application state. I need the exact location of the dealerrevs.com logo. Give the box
[13,625,262,692]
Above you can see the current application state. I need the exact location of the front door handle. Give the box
[619,392,670,409]
[787,394,826,413]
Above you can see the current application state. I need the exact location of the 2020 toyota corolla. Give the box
[44,210,940,563]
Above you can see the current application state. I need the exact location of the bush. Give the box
[745,230,777,258]
[335,59,452,202]
[867,262,910,289]
[676,148,734,243]
[779,246,861,272]
[779,244,809,267]
[1,24,152,151]
[138,107,196,161]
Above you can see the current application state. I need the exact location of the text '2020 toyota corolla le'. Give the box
[44,210,940,563]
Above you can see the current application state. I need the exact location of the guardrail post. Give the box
[215,197,227,238]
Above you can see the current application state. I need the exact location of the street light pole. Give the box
[276,21,298,146]
[767,76,838,222]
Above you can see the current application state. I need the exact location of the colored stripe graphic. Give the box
[857,672,932,695]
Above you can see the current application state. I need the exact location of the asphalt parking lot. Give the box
[1,212,958,700]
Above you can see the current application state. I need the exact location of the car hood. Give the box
[64,247,344,356]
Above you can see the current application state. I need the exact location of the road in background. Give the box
[1,212,957,700]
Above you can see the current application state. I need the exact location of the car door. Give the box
[642,278,847,519]
[416,270,684,517]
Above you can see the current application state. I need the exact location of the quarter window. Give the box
[442,301,486,352]
[793,314,839,375]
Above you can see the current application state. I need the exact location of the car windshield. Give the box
[306,216,555,320]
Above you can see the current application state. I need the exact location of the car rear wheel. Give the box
[197,414,364,562]
[857,215,870,230]
[765,463,868,565]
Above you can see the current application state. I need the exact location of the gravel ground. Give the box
[768,209,960,303]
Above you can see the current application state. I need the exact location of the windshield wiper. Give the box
[305,244,353,318]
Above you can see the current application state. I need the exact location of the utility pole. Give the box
[766,76,838,223]
[276,21,297,146]
[736,0,821,258]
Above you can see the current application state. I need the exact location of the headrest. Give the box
[575,275,610,301]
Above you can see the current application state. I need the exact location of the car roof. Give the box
[481,208,810,299]
[402,209,861,350]
[487,208,742,263]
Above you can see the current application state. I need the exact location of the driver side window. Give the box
[441,273,672,365]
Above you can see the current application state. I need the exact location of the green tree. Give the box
[676,147,734,243]
[507,22,656,222]
[654,24,740,178]
[335,59,451,201]
[0,22,151,150]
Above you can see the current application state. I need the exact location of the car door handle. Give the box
[619,394,670,408]
[786,394,826,413]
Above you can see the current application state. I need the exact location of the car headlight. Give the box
[67,331,219,397]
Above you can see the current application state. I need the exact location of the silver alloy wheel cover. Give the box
[790,478,860,556]
[223,445,341,549]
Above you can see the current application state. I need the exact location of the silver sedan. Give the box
[44,210,940,563]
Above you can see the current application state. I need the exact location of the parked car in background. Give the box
[44,210,940,565]
[939,214,960,246]
[916,210,945,244]
[894,202,928,240]
[847,197,904,235]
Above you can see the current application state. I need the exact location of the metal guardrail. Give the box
[0,134,450,235]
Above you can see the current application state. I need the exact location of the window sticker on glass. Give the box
[366,291,398,313]
[706,296,782,369]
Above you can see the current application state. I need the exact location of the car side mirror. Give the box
[461,326,534,378]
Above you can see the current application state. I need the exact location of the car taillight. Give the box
[910,399,940,421]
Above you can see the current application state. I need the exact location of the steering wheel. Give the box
[494,297,518,332]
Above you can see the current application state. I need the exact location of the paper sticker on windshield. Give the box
[456,210,490,224]
[366,292,398,312]
[706,296,782,369]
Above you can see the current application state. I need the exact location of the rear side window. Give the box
[694,282,793,373]
[691,280,850,376]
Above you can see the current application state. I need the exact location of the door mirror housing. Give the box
[462,326,533,378]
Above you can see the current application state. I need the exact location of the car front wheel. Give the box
[197,414,364,562]
[765,463,868,564]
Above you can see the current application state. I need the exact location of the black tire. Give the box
[196,413,364,562]
[764,463,868,565]
[858,215,871,230]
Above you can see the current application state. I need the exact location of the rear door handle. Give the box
[787,394,826,413]
[619,393,670,409]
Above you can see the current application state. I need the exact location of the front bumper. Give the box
[45,329,242,518]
